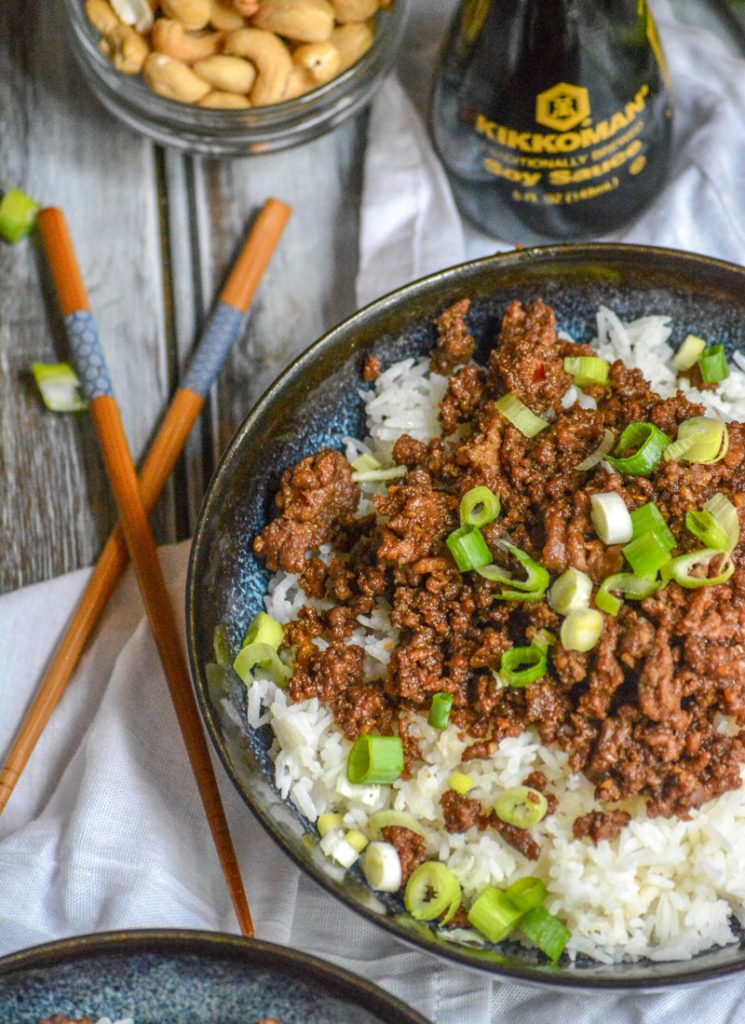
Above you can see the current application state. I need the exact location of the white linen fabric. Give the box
[3,2,745,1022]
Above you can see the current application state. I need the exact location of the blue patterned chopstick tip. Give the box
[64,310,113,401]
[182,302,246,397]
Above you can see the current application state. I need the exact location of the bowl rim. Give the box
[187,241,745,991]
[0,928,431,1023]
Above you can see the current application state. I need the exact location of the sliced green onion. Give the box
[31,362,88,412]
[352,466,407,483]
[478,540,550,599]
[233,642,291,687]
[664,417,728,465]
[317,812,344,837]
[467,885,524,943]
[499,645,547,688]
[698,344,729,384]
[449,771,475,795]
[506,876,548,912]
[532,629,557,652]
[520,906,571,962]
[364,841,402,892]
[703,493,740,551]
[590,492,633,545]
[346,828,369,853]
[606,421,669,476]
[576,429,616,472]
[346,735,404,785]
[548,567,592,616]
[495,393,550,438]
[0,187,40,244]
[320,829,359,868]
[563,355,609,388]
[213,624,232,667]
[405,862,462,924]
[367,810,425,839]
[623,531,672,577]
[686,510,730,552]
[244,610,284,650]
[351,453,382,473]
[460,486,501,528]
[560,608,603,652]
[630,502,676,551]
[672,333,707,371]
[428,692,454,730]
[595,573,659,616]
[663,549,734,589]
[446,525,492,573]
[495,785,548,827]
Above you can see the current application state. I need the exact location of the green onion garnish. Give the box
[367,810,425,838]
[590,492,633,545]
[698,344,729,384]
[703,493,740,551]
[548,567,592,616]
[623,530,672,577]
[495,785,548,827]
[31,362,88,412]
[244,610,284,650]
[351,452,382,473]
[531,629,557,652]
[576,428,616,472]
[495,393,550,438]
[446,525,493,572]
[499,645,547,688]
[449,771,475,795]
[672,333,707,371]
[467,885,524,943]
[595,572,659,616]
[662,549,734,589]
[605,421,669,476]
[560,608,603,652]
[663,417,729,465]
[686,510,730,552]
[477,540,550,601]
[460,486,501,528]
[346,734,404,785]
[352,465,408,483]
[213,624,232,667]
[317,812,344,837]
[506,876,548,912]
[520,905,571,962]
[364,840,403,892]
[0,187,40,244]
[563,355,609,388]
[233,642,291,688]
[428,692,454,730]
[405,861,461,924]
[630,502,676,551]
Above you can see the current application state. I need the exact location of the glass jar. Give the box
[62,0,407,156]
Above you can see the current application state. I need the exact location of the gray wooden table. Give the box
[1,0,741,595]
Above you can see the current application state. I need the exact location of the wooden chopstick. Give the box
[30,207,258,936]
[0,198,290,817]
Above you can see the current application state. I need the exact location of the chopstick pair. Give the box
[1,199,291,936]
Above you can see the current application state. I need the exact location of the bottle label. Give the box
[475,81,652,207]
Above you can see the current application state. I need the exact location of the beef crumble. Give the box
[253,297,745,847]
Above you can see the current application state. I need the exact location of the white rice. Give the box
[248,310,745,964]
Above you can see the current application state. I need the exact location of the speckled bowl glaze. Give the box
[0,930,431,1023]
[187,243,745,990]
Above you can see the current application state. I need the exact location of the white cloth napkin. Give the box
[3,3,745,1023]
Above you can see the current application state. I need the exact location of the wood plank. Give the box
[0,0,173,592]
[168,114,368,534]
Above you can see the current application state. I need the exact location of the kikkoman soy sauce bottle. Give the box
[430,0,673,243]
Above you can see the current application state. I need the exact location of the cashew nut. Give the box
[160,0,211,31]
[110,0,154,33]
[292,41,340,83]
[86,0,121,36]
[151,18,223,62]
[143,51,212,100]
[105,24,151,73]
[283,65,316,98]
[252,0,335,43]
[193,54,256,92]
[231,0,260,14]
[198,89,252,107]
[224,28,292,104]
[209,0,246,30]
[330,20,373,72]
[331,0,378,23]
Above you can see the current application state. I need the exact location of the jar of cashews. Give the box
[62,0,406,154]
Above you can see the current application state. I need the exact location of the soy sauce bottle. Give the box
[430,0,673,243]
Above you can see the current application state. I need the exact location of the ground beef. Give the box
[363,353,382,381]
[380,825,427,885]
[252,296,745,832]
[573,809,632,844]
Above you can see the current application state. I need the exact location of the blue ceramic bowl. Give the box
[0,930,431,1023]
[187,243,745,990]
